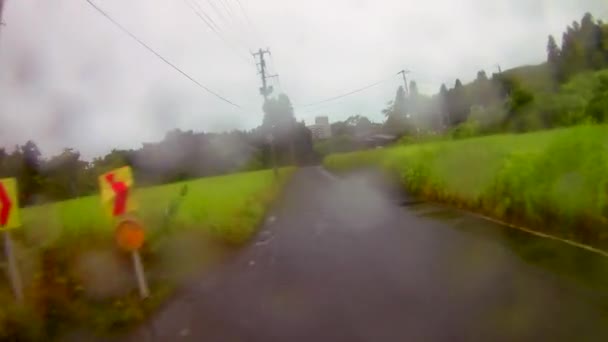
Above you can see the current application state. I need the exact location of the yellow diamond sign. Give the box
[99,166,137,217]
[0,178,21,230]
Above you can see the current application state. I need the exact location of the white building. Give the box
[307,116,332,140]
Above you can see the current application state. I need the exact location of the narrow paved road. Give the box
[128,167,608,341]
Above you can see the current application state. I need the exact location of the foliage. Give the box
[261,94,315,165]
[383,86,414,135]
[556,13,607,79]
[329,115,382,138]
[313,115,384,157]
[450,119,481,139]
[0,168,295,339]
[0,124,307,205]
[314,135,356,156]
[262,93,295,129]
[324,125,608,250]
[534,69,608,126]
[585,73,608,122]
[22,169,288,239]
[380,12,608,140]
[447,79,470,125]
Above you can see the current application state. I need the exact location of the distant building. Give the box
[307,116,332,140]
[315,116,329,125]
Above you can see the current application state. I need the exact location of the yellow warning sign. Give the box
[0,178,21,230]
[99,166,137,217]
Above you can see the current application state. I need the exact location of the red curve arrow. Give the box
[0,183,12,226]
[105,173,129,216]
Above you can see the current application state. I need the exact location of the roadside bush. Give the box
[313,135,357,156]
[468,104,507,134]
[450,119,480,139]
[0,168,295,340]
[324,125,608,249]
[585,74,608,123]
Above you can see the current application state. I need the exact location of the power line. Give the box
[204,0,230,28]
[199,0,253,54]
[84,0,241,108]
[299,79,396,115]
[218,0,238,23]
[296,76,395,109]
[186,0,220,32]
[234,0,263,45]
[220,0,256,50]
[182,0,252,64]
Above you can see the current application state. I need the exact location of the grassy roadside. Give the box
[0,168,295,340]
[324,125,608,250]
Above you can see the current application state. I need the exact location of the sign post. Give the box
[99,167,149,299]
[0,178,23,303]
[131,246,149,298]
[115,217,148,298]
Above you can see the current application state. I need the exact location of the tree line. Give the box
[379,12,608,138]
[3,12,605,205]
[0,92,315,206]
[314,12,607,155]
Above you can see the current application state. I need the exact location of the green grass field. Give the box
[1,168,294,339]
[324,125,608,249]
[22,168,290,243]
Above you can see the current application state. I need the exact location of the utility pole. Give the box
[398,69,410,96]
[252,48,276,100]
[253,48,280,177]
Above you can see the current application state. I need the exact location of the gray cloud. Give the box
[0,0,606,159]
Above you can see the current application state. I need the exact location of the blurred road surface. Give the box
[124,167,608,341]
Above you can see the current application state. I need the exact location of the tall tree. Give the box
[346,115,374,137]
[408,80,420,116]
[547,35,563,84]
[585,74,608,122]
[580,13,605,69]
[472,70,496,106]
[262,93,312,165]
[43,148,89,200]
[409,81,419,97]
[476,70,488,82]
[20,140,43,204]
[0,148,6,173]
[383,86,412,135]
[262,94,296,130]
[393,85,408,118]
[439,84,450,126]
[547,35,561,65]
[448,79,470,125]
[603,23,608,64]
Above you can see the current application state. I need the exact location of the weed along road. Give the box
[125,167,608,341]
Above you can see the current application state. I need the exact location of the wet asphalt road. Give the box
[125,167,608,342]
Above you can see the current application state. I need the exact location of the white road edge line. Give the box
[429,201,608,259]
[316,166,339,181]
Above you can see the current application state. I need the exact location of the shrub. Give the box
[450,119,480,139]
[324,125,608,249]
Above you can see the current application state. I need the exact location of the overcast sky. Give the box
[0,0,606,159]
